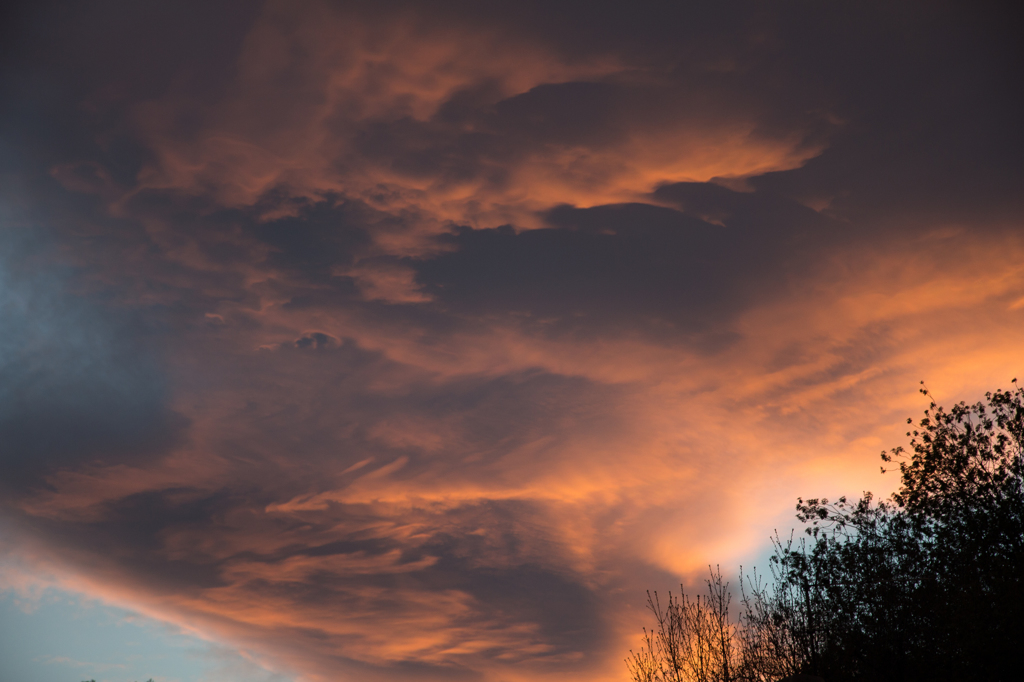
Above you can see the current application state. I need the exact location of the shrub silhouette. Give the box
[628,382,1024,682]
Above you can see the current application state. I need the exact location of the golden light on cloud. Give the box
[124,0,826,243]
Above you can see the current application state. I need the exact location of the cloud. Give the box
[1,1,1022,681]
[116,0,831,239]
[0,226,187,490]
[413,188,837,342]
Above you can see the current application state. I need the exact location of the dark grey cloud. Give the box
[0,0,258,154]
[252,198,374,279]
[198,336,625,486]
[119,188,375,287]
[742,2,1024,226]
[0,229,187,489]
[413,188,836,341]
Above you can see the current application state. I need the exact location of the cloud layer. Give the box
[1,1,1023,680]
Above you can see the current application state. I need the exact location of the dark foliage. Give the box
[629,382,1024,682]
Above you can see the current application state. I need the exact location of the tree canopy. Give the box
[629,382,1024,682]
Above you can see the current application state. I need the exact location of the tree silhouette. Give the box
[629,382,1024,682]
[627,566,740,682]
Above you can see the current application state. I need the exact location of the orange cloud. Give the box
[125,0,826,249]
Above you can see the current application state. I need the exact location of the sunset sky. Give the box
[1,1,1022,681]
